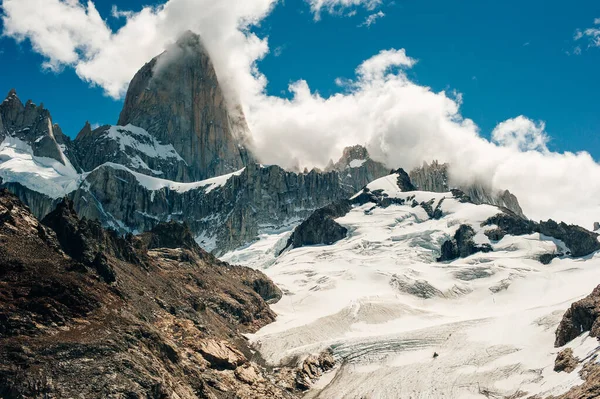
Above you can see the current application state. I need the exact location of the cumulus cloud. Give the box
[359,11,385,27]
[491,116,548,152]
[3,0,600,229]
[1,0,276,99]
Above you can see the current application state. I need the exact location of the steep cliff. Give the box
[75,31,251,182]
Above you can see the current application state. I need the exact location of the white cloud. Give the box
[3,0,600,229]
[307,0,382,19]
[491,116,548,152]
[355,49,416,80]
[359,10,385,27]
[574,17,600,49]
[1,0,277,99]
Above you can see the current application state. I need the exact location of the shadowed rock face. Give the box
[113,31,251,182]
[0,190,295,398]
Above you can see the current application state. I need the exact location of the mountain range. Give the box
[2,31,600,398]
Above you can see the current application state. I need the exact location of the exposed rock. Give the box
[409,161,449,192]
[327,145,389,192]
[482,212,536,241]
[539,252,562,265]
[437,224,493,262]
[555,284,600,347]
[544,360,600,399]
[554,348,578,373]
[283,199,352,252]
[0,190,296,398]
[198,339,247,370]
[396,168,417,192]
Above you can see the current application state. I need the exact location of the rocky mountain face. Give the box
[326,144,390,192]
[409,161,525,217]
[0,189,312,398]
[80,31,251,182]
[70,162,353,255]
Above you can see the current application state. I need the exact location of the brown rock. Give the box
[555,284,600,347]
[554,348,579,373]
[198,339,247,370]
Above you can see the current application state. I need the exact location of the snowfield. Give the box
[0,136,80,198]
[223,174,600,398]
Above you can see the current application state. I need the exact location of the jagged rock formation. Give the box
[80,31,251,182]
[326,145,389,192]
[555,284,600,347]
[409,161,525,217]
[0,89,79,170]
[0,189,300,398]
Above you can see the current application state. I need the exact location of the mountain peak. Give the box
[109,31,251,182]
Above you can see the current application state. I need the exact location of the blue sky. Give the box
[1,0,600,158]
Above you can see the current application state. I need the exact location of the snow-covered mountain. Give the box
[223,172,600,398]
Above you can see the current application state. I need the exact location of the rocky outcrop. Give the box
[294,351,335,391]
[283,199,352,252]
[94,31,252,182]
[409,161,525,217]
[481,213,600,258]
[555,284,600,347]
[437,224,493,262]
[537,220,600,258]
[327,145,389,192]
[0,189,297,398]
[554,348,578,373]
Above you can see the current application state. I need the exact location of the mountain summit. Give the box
[76,31,252,182]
